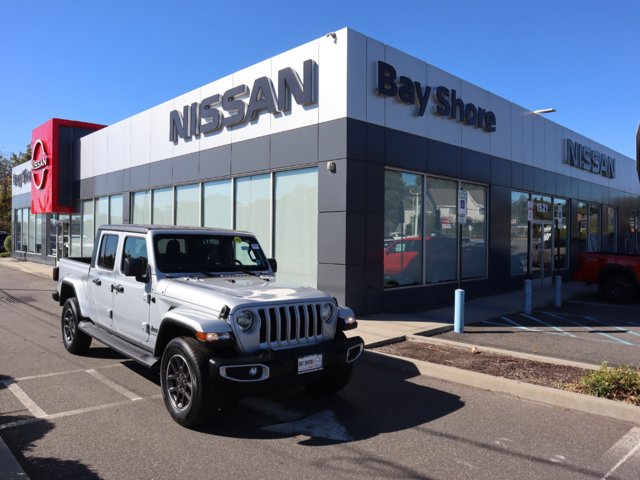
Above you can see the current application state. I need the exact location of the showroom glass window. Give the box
[48,214,58,256]
[203,180,232,229]
[152,188,173,225]
[132,191,151,224]
[274,168,318,287]
[70,213,82,257]
[176,184,200,226]
[109,195,123,225]
[384,170,423,287]
[95,197,109,231]
[35,214,42,253]
[510,191,529,275]
[425,177,458,284]
[605,207,617,253]
[554,198,569,269]
[235,174,271,256]
[589,204,601,251]
[82,199,94,256]
[28,209,36,253]
[461,182,487,279]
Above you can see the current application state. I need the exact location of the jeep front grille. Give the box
[258,303,324,348]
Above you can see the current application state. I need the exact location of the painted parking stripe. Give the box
[15,363,124,382]
[568,300,634,309]
[543,312,635,346]
[520,313,577,337]
[5,382,47,418]
[86,369,142,401]
[495,318,568,336]
[585,315,640,339]
[543,311,640,341]
[601,427,640,479]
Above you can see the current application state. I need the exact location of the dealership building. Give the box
[11,28,640,314]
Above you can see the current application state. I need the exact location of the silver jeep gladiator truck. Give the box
[53,225,363,427]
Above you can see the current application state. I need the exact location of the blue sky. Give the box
[1,0,638,159]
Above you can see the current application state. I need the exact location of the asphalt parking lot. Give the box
[437,294,640,367]
[2,264,640,479]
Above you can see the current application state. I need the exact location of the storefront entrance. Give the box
[530,221,554,284]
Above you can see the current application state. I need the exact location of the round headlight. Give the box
[236,311,254,331]
[320,303,333,323]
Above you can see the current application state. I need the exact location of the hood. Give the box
[157,275,332,310]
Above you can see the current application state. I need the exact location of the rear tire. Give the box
[602,274,635,303]
[160,337,218,428]
[61,298,92,354]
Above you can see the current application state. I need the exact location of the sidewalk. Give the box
[352,280,599,347]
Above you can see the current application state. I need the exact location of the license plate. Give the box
[298,353,323,374]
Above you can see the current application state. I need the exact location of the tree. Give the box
[0,144,31,232]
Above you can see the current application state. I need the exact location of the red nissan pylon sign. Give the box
[31,119,105,214]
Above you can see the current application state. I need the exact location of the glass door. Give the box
[530,222,554,282]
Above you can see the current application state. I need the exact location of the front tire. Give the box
[160,337,218,428]
[602,274,635,303]
[61,298,92,354]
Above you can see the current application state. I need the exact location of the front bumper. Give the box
[209,335,364,386]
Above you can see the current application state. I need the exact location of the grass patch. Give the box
[579,362,640,405]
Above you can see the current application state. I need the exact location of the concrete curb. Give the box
[405,334,601,371]
[363,350,640,426]
[0,436,29,479]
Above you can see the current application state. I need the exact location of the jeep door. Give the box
[112,235,151,343]
[89,232,119,327]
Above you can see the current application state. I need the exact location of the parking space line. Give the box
[499,317,540,331]
[4,382,47,418]
[520,313,577,337]
[568,300,634,309]
[86,369,142,401]
[583,316,640,340]
[15,363,124,382]
[543,312,635,346]
[601,427,640,479]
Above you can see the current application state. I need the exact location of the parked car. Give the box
[53,225,364,428]
[574,251,640,303]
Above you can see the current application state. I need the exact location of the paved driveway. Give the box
[437,294,640,367]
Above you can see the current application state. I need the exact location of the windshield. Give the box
[153,233,268,274]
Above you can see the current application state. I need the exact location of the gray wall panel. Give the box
[271,126,318,169]
[129,165,150,192]
[387,129,429,172]
[199,145,231,180]
[428,140,460,178]
[106,171,124,195]
[317,212,346,264]
[490,156,511,187]
[511,162,524,190]
[318,158,347,213]
[366,123,385,165]
[79,177,96,199]
[94,174,107,197]
[149,158,172,187]
[231,136,270,175]
[318,119,347,162]
[172,153,199,185]
[317,263,346,306]
[462,150,491,184]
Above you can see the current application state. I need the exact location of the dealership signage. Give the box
[376,61,497,132]
[564,139,615,179]
[170,60,316,143]
[31,139,49,190]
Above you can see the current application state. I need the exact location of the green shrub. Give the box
[3,235,10,253]
[0,252,10,258]
[580,362,640,404]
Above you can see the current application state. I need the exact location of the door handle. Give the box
[92,278,102,286]
[111,284,124,293]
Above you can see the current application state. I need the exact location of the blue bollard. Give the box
[454,289,465,333]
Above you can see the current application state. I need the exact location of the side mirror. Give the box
[268,258,277,273]
[124,257,147,282]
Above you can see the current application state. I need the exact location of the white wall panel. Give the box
[229,58,272,144]
[521,106,534,166]
[318,28,348,123]
[381,46,428,138]
[543,121,560,173]
[460,80,490,155]
[198,74,234,152]
[345,29,367,123]
[510,103,523,163]
[425,64,462,147]
[129,111,151,168]
[107,120,126,176]
[271,39,319,134]
[150,99,177,162]
[532,113,545,169]
[365,37,386,127]
[91,128,109,177]
[489,94,511,160]
[79,136,93,179]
